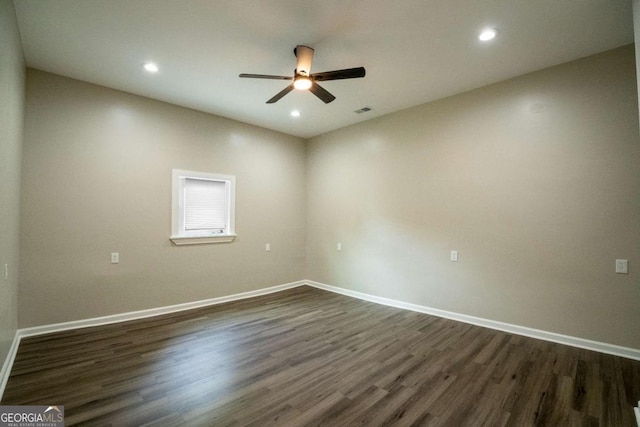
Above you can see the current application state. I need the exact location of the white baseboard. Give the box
[303,280,640,361]
[18,280,305,338]
[0,330,21,400]
[2,278,639,402]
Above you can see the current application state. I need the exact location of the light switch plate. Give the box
[451,251,458,262]
[615,259,628,274]
[111,252,119,264]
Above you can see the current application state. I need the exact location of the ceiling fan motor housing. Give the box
[294,45,314,76]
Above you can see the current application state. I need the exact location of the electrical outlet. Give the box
[615,259,628,274]
[451,251,458,262]
[337,243,342,251]
[265,243,271,252]
[111,253,119,264]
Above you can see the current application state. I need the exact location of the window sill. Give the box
[170,234,236,246]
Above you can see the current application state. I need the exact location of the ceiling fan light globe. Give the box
[294,77,312,90]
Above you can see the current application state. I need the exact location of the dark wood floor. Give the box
[2,286,639,426]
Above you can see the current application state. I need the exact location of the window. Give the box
[170,169,236,245]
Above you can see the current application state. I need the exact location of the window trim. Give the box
[170,169,236,245]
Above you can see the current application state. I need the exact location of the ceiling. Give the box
[13,0,634,139]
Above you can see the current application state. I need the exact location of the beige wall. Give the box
[306,45,640,349]
[19,70,306,327]
[0,0,25,364]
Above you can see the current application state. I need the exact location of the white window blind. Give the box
[183,178,227,232]
[171,169,235,245]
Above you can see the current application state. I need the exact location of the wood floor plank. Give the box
[2,285,639,426]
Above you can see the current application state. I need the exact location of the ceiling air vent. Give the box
[354,107,372,114]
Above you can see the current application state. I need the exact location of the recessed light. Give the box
[291,110,301,117]
[143,62,159,73]
[478,28,497,41]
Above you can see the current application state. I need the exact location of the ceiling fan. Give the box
[239,45,365,104]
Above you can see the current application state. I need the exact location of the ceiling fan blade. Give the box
[266,84,295,104]
[239,73,293,80]
[311,67,366,81]
[308,82,336,104]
